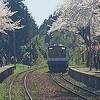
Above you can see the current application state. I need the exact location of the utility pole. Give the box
[30,40,33,68]
[7,34,10,64]
[88,20,92,70]
[3,33,10,65]
[13,30,16,67]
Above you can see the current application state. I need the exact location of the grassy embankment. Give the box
[0,63,48,100]
[0,64,28,100]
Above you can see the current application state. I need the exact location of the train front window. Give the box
[48,47,66,58]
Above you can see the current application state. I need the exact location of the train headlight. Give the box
[62,47,65,50]
[49,48,53,50]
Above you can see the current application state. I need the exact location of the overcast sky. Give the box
[24,0,63,26]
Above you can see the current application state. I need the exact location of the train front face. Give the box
[47,45,68,73]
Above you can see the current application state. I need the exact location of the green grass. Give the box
[0,83,8,100]
[70,64,87,68]
[0,64,28,74]
[14,64,29,74]
[0,63,48,100]
[35,65,49,73]
[0,64,29,100]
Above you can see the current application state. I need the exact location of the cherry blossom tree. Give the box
[0,0,22,34]
[49,0,100,41]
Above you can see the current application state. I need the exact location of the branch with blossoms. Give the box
[48,0,100,40]
[0,0,23,34]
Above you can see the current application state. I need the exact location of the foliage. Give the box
[0,0,39,64]
[49,0,100,42]
[6,0,39,60]
[20,44,38,65]
[30,35,47,65]
[0,0,22,34]
[39,10,61,36]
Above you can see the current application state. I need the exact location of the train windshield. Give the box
[48,46,66,58]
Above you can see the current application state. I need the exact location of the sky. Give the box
[24,0,63,26]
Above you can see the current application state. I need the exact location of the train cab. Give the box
[47,44,68,73]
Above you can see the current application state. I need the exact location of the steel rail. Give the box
[23,66,47,100]
[24,72,33,100]
[50,73,90,100]
[61,74,100,96]
[8,66,46,100]
[8,69,32,100]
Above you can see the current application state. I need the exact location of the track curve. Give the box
[50,73,100,100]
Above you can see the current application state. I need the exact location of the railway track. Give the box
[24,71,33,100]
[8,70,33,100]
[50,73,100,100]
[8,67,46,100]
[61,74,100,96]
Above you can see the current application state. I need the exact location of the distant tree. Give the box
[5,0,39,61]
[0,0,23,63]
[49,0,100,42]
[39,9,61,36]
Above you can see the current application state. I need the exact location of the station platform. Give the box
[71,67,100,77]
[68,67,100,90]
[0,65,15,83]
[0,65,14,73]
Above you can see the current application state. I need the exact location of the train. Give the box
[47,44,68,73]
